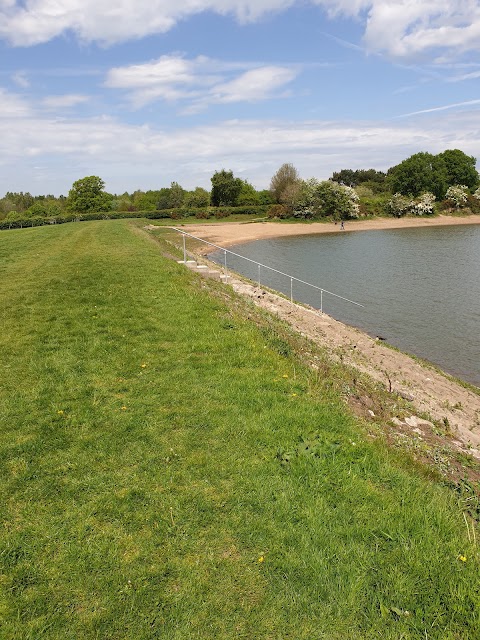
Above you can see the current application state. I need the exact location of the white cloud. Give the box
[395,99,480,118]
[11,70,30,88]
[208,66,297,103]
[0,0,297,47]
[105,55,299,109]
[42,94,90,109]
[363,0,480,59]
[0,88,31,117]
[1,0,480,61]
[1,107,479,194]
[448,69,480,82]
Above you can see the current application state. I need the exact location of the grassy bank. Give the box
[0,220,479,639]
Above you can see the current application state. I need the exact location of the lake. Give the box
[211,224,480,387]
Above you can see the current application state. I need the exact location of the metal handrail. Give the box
[170,226,364,313]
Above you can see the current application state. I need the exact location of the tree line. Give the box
[1,149,479,227]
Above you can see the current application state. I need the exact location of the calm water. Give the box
[211,225,480,387]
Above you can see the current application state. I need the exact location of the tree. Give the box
[437,149,479,190]
[313,181,359,219]
[184,187,210,208]
[257,189,274,205]
[237,180,261,206]
[330,168,386,188]
[169,182,185,208]
[210,170,243,207]
[387,152,448,199]
[67,176,113,213]
[292,178,321,218]
[270,163,300,203]
[292,180,359,219]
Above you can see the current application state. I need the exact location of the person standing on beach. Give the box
[340,220,345,230]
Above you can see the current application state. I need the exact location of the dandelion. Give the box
[258,556,265,563]
[459,555,467,562]
[121,406,127,411]
[282,374,288,379]
[292,393,297,397]
[57,410,64,415]
[141,364,147,368]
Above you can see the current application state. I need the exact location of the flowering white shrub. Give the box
[445,184,469,208]
[385,193,413,217]
[343,185,360,218]
[412,192,435,216]
[473,187,480,200]
[292,179,359,219]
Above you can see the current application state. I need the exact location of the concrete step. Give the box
[179,259,229,283]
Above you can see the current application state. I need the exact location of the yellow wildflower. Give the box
[459,555,467,562]
[141,363,147,368]
[258,556,264,563]
[121,406,127,411]
[57,410,64,415]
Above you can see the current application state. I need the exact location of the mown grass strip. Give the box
[0,220,479,639]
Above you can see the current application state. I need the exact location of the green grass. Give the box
[1,220,479,639]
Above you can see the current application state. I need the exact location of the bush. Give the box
[412,192,436,216]
[214,209,230,219]
[467,194,480,214]
[445,185,469,209]
[358,194,391,217]
[267,204,289,219]
[194,209,211,219]
[385,193,414,217]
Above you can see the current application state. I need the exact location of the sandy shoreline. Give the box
[163,214,480,462]
[177,214,480,250]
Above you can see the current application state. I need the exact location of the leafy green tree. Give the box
[133,191,157,211]
[387,152,448,199]
[330,168,386,188]
[169,182,185,208]
[67,176,113,213]
[437,149,479,190]
[152,189,171,210]
[269,163,300,203]
[210,170,243,207]
[184,187,210,208]
[237,180,261,206]
[113,193,136,212]
[257,189,275,205]
[3,191,35,213]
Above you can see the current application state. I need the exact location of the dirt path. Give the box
[165,216,480,459]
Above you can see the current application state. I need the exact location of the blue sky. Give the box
[1,0,480,196]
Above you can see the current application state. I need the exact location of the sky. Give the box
[1,0,480,196]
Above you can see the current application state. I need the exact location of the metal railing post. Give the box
[258,264,261,287]
[182,233,187,263]
[224,249,228,279]
[290,277,293,303]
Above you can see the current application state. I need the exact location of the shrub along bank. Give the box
[0,205,270,230]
